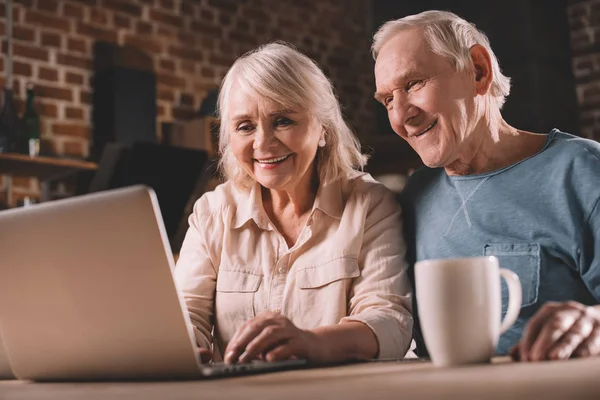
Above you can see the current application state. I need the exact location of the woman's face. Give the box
[227,82,322,193]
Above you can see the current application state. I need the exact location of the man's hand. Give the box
[223,312,322,364]
[511,301,600,362]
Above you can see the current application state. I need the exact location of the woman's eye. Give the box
[274,117,294,127]
[236,124,254,134]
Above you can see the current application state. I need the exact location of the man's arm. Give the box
[514,197,600,361]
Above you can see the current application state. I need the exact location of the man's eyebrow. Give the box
[374,69,422,102]
[374,91,387,103]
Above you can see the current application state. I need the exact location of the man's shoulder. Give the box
[547,130,600,163]
[401,167,445,198]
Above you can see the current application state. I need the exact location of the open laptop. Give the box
[0,333,14,380]
[0,186,306,381]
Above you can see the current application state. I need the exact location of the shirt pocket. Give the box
[295,256,360,326]
[483,243,540,311]
[215,269,262,322]
[297,256,360,289]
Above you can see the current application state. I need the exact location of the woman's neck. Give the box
[261,174,319,248]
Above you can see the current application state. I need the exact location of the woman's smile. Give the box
[254,154,293,169]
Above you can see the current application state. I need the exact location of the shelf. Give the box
[0,153,98,180]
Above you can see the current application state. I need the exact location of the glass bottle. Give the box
[21,83,40,157]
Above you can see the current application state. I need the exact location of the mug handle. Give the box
[499,269,522,334]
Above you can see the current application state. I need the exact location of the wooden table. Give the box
[0,153,98,204]
[0,357,598,400]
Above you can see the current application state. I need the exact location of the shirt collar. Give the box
[232,178,344,230]
[232,182,271,230]
[312,178,343,220]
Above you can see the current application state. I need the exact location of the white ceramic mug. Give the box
[415,256,522,366]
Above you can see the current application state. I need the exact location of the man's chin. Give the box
[419,157,445,169]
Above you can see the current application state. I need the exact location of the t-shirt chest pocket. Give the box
[484,243,540,313]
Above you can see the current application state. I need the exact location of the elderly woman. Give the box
[174,42,413,364]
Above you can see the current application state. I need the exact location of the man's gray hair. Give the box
[372,10,511,109]
[217,42,367,189]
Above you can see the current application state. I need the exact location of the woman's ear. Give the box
[470,44,493,95]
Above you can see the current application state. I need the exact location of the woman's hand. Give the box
[224,312,322,364]
[198,347,213,363]
[511,301,600,361]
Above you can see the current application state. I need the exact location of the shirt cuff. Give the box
[190,323,212,350]
[341,311,413,359]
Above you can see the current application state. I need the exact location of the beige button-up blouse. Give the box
[174,172,413,360]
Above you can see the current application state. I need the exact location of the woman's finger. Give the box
[265,343,296,362]
[225,318,272,363]
[224,313,283,364]
[241,324,293,362]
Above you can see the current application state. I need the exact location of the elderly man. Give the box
[373,10,600,361]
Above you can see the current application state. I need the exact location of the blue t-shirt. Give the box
[400,129,600,355]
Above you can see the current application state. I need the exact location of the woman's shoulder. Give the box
[191,180,245,216]
[340,171,398,205]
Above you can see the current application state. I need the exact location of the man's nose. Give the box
[390,94,419,129]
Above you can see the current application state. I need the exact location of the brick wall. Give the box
[0,0,376,204]
[569,0,600,140]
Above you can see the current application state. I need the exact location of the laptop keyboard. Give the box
[200,359,309,378]
[198,357,430,379]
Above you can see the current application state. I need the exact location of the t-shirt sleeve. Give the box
[581,196,600,301]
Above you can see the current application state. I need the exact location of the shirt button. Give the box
[278,267,285,274]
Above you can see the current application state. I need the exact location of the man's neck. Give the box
[445,118,546,176]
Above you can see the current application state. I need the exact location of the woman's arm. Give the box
[309,321,378,361]
[223,312,378,364]
[340,183,414,359]
[174,198,219,352]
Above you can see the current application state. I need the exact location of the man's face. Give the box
[374,28,480,168]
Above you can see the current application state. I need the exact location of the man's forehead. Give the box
[377,30,431,67]
[375,30,450,84]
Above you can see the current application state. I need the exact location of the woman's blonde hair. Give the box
[217,42,367,189]
[372,10,511,109]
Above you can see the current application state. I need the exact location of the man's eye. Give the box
[384,96,393,106]
[406,80,424,91]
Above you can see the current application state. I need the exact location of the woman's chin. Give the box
[255,176,292,191]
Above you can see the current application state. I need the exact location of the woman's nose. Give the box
[253,125,277,150]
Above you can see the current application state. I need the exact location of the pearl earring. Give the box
[318,138,326,147]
